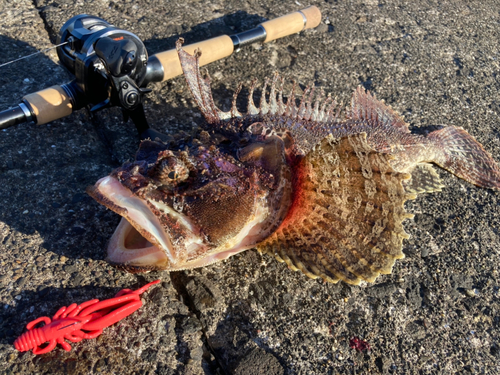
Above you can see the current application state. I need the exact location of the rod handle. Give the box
[152,6,322,82]
[261,6,321,43]
[154,35,234,82]
[23,86,73,125]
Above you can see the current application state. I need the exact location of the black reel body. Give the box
[57,14,150,112]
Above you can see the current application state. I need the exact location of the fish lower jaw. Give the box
[91,175,174,270]
[105,214,260,272]
[107,217,170,268]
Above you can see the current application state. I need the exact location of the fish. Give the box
[87,39,500,285]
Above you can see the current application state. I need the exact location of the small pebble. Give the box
[466,289,478,297]
[316,23,329,33]
[16,277,26,287]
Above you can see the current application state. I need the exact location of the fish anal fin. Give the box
[404,163,445,194]
[258,133,412,285]
[350,87,410,133]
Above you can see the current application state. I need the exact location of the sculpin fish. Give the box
[87,39,500,285]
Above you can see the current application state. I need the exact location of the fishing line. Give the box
[0,41,69,68]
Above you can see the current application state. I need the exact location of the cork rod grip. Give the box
[154,35,234,82]
[261,6,321,43]
[23,86,73,125]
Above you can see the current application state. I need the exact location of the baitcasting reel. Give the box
[57,14,151,112]
[55,14,156,136]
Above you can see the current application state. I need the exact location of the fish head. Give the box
[87,134,292,272]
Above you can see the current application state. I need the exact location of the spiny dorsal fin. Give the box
[261,82,340,156]
[176,39,230,124]
[230,83,243,118]
[269,74,279,115]
[349,87,410,133]
[257,133,415,285]
[247,79,259,115]
[297,85,311,120]
[176,40,339,123]
[176,42,386,158]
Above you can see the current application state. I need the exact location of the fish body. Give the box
[88,40,500,284]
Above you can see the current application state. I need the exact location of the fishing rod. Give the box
[0,6,321,140]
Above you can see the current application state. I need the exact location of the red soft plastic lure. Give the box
[14,280,160,354]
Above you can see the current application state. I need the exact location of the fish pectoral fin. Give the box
[404,163,445,194]
[257,133,414,285]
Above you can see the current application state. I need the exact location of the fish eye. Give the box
[157,157,189,185]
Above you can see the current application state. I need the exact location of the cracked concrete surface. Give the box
[1,0,500,374]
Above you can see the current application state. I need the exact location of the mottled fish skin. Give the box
[88,39,500,284]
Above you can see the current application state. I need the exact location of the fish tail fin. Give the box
[428,126,500,190]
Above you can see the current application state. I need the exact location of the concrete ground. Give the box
[0,0,499,374]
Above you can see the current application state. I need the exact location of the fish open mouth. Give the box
[87,176,172,271]
[106,217,169,270]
